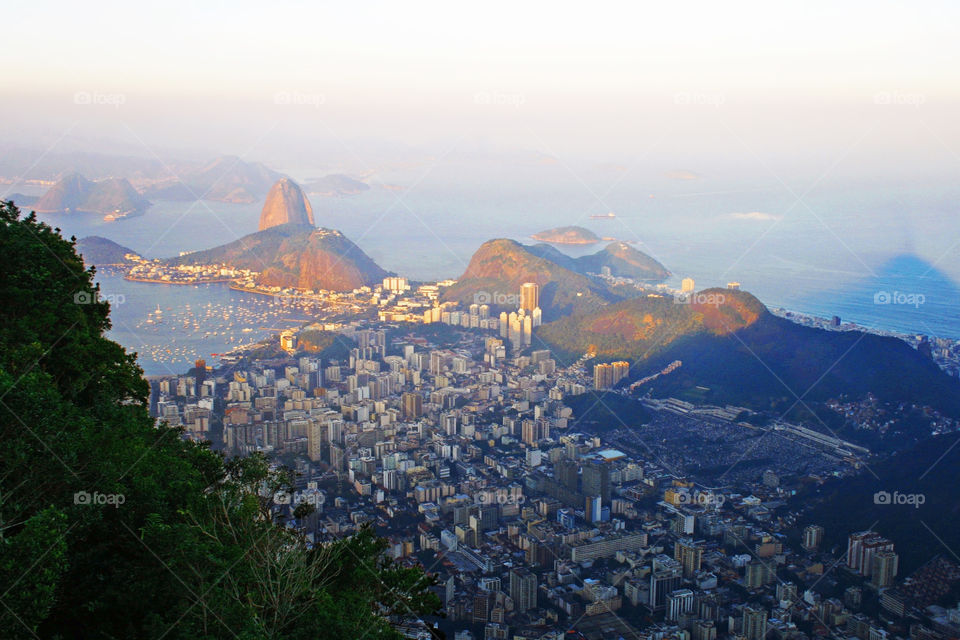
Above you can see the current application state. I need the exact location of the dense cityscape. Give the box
[147,277,960,640]
[6,4,960,639]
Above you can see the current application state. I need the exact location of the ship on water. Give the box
[589,211,616,219]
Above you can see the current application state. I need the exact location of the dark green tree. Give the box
[0,202,439,639]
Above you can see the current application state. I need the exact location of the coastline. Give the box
[124,275,238,285]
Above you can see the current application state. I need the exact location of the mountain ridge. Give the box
[258,178,314,230]
[33,173,151,215]
[168,224,387,292]
[537,288,960,415]
[441,238,620,319]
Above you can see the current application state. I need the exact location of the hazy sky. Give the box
[2,0,959,166]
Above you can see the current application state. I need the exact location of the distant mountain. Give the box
[83,178,151,215]
[32,173,93,213]
[441,238,621,320]
[259,179,314,231]
[530,225,600,245]
[527,241,671,281]
[33,173,151,215]
[76,236,141,266]
[141,156,284,203]
[538,288,960,415]
[0,146,170,181]
[303,174,370,197]
[6,193,37,207]
[168,224,387,292]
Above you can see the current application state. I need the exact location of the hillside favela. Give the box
[5,3,960,640]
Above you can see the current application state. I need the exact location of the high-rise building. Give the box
[742,606,767,640]
[847,531,894,576]
[681,277,695,294]
[803,525,824,551]
[402,392,423,420]
[328,443,345,472]
[585,495,603,523]
[776,583,798,608]
[472,592,490,622]
[674,539,703,578]
[693,620,717,640]
[557,508,575,529]
[508,311,521,346]
[745,560,771,589]
[871,551,899,589]
[382,276,408,293]
[649,556,682,610]
[194,358,206,394]
[520,282,539,312]
[509,568,538,612]
[593,361,630,389]
[667,589,695,621]
[582,457,611,503]
[307,420,326,462]
[555,459,579,492]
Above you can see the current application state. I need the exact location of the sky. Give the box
[2,0,959,166]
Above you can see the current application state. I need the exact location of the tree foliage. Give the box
[0,202,439,639]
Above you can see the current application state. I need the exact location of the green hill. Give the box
[168,223,388,291]
[538,288,960,415]
[527,241,671,281]
[441,238,621,320]
[76,236,141,266]
[801,432,960,575]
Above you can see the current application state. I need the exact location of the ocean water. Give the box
[20,161,960,374]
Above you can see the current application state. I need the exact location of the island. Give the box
[530,225,600,245]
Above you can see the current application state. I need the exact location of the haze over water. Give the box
[25,154,960,375]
